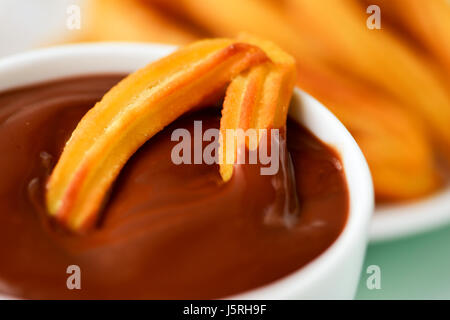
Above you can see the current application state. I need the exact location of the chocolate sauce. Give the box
[0,75,348,299]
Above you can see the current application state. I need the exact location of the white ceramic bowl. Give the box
[0,43,374,299]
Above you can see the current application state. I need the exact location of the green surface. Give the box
[356,223,450,299]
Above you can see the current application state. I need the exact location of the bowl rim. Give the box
[0,42,374,299]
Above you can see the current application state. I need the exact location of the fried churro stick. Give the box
[219,35,297,181]
[46,39,267,232]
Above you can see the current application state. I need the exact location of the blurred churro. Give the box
[359,0,450,78]
[297,61,441,201]
[146,0,318,63]
[83,0,199,44]
[285,0,450,163]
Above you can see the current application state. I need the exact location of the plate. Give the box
[370,187,450,242]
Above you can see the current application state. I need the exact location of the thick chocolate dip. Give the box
[0,75,348,299]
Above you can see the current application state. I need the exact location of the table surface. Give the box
[356,222,450,299]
